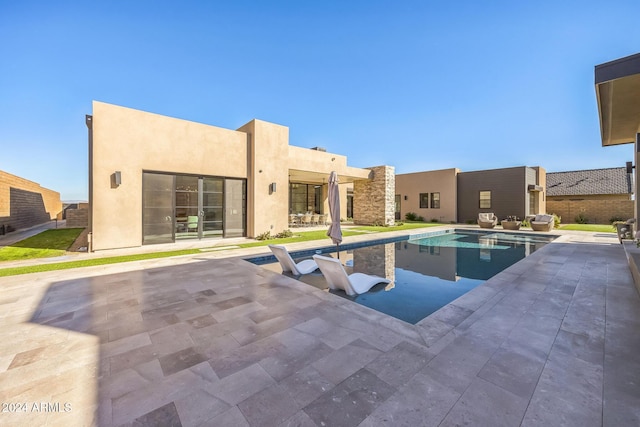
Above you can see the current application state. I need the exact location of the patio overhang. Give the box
[288,167,372,184]
[595,52,640,146]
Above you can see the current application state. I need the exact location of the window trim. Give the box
[479,190,492,209]
[430,192,440,209]
[419,193,429,208]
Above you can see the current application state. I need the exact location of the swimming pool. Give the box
[250,230,557,324]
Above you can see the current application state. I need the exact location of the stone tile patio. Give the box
[0,229,639,426]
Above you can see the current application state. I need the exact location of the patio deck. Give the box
[0,228,638,426]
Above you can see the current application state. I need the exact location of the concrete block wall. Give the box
[0,170,62,232]
[547,195,633,224]
[66,208,89,228]
[353,165,395,226]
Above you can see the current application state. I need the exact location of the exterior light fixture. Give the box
[404,195,408,200]
[269,182,277,194]
[111,171,122,188]
[627,161,634,174]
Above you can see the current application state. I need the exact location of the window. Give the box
[479,190,491,209]
[419,193,429,208]
[431,192,440,209]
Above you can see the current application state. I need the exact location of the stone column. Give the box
[353,165,395,226]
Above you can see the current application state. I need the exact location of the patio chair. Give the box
[615,218,635,243]
[289,214,299,228]
[530,214,554,232]
[311,214,320,225]
[187,216,199,232]
[312,254,391,296]
[477,213,498,229]
[301,213,312,227]
[269,244,318,276]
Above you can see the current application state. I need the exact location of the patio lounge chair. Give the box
[312,254,391,296]
[530,214,554,232]
[269,244,318,276]
[478,212,498,229]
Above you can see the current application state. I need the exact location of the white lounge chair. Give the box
[268,245,318,276]
[312,254,391,296]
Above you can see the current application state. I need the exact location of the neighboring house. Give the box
[0,170,61,233]
[395,168,459,223]
[87,101,395,251]
[457,166,546,223]
[546,167,633,223]
[396,166,546,224]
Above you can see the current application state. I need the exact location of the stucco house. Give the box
[546,167,633,224]
[395,166,547,223]
[86,101,395,251]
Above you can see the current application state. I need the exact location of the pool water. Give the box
[252,230,556,324]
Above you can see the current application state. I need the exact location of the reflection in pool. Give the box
[252,230,556,324]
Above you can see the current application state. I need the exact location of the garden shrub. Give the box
[574,213,588,224]
[405,212,418,221]
[256,231,271,240]
[553,213,562,228]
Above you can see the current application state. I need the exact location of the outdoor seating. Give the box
[289,214,299,228]
[477,212,498,229]
[301,213,312,227]
[312,254,391,296]
[530,214,554,232]
[269,244,318,276]
[615,218,636,243]
[311,214,320,225]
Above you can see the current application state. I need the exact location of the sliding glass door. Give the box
[142,173,175,245]
[142,172,246,245]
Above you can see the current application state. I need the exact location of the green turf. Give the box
[557,224,616,233]
[0,228,84,261]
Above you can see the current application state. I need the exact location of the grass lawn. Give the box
[0,228,84,261]
[557,224,615,233]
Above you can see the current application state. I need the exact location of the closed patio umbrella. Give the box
[327,171,342,255]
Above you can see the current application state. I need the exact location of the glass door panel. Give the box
[175,175,199,240]
[202,177,224,238]
[224,178,246,237]
[142,173,174,245]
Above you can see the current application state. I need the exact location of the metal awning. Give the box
[595,53,640,146]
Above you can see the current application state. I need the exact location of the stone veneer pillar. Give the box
[353,165,395,226]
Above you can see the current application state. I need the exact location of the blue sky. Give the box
[1,1,639,201]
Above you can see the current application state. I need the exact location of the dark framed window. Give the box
[419,193,429,208]
[479,190,491,209]
[431,192,440,209]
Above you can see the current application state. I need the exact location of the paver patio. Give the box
[0,229,639,426]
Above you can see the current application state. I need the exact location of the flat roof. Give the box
[595,52,640,146]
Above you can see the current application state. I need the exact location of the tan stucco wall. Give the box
[532,166,547,216]
[395,168,459,223]
[0,170,61,223]
[238,119,290,237]
[90,101,249,251]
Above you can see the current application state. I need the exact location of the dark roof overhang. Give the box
[595,53,640,146]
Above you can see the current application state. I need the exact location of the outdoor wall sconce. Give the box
[404,195,408,200]
[626,161,634,174]
[111,171,122,188]
[269,182,277,194]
